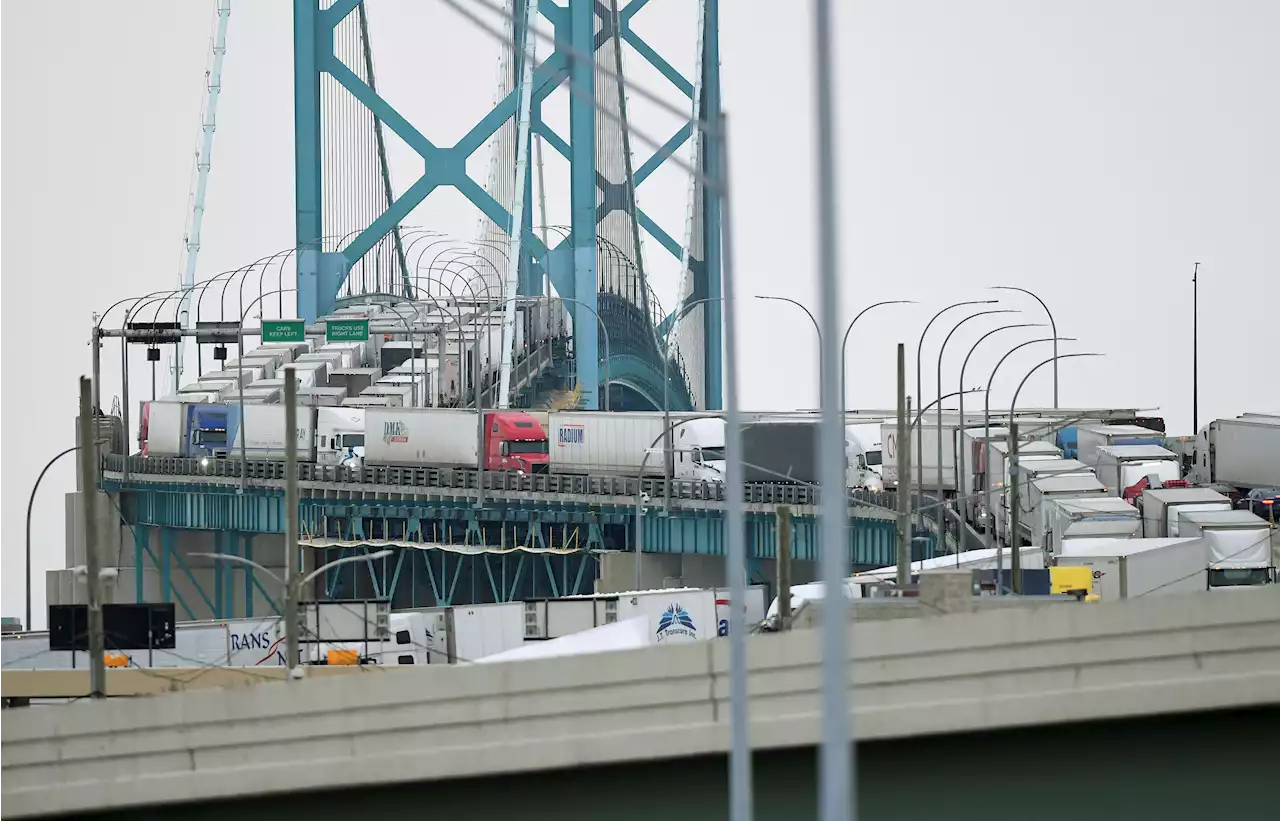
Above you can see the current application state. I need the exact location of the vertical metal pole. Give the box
[718,111,752,821]
[79,378,107,698]
[293,0,324,323]
[284,366,300,675]
[238,322,248,492]
[1192,262,1199,434]
[896,345,910,587]
[777,505,792,627]
[634,494,644,590]
[985,389,998,588]
[568,0,599,409]
[1008,421,1021,595]
[811,0,850,815]
[935,367,944,546]
[91,326,102,417]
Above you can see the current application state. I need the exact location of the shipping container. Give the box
[1018,474,1109,547]
[1140,487,1232,538]
[297,386,349,407]
[1095,444,1181,498]
[229,404,316,460]
[1176,509,1273,587]
[1053,537,1204,600]
[1191,415,1280,490]
[328,367,383,396]
[547,411,723,480]
[359,384,413,408]
[1074,424,1164,469]
[1043,496,1141,557]
[365,407,480,467]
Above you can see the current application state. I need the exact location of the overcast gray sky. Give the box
[3,1,1276,622]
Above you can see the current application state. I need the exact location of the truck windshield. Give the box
[195,429,227,446]
[864,449,882,467]
[699,446,725,461]
[509,440,549,455]
[1208,568,1271,587]
[341,434,365,448]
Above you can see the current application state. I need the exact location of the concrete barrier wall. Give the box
[4,589,1279,818]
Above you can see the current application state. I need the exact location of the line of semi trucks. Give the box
[138,316,887,489]
[2,587,769,672]
[864,411,1280,598]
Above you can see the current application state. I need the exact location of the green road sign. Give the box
[326,318,369,343]
[261,319,305,344]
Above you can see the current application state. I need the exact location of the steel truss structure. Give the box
[293,0,724,409]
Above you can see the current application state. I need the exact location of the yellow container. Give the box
[1050,565,1094,597]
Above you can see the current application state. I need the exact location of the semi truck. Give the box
[1043,495,1141,557]
[738,419,882,489]
[1140,487,1232,538]
[546,411,724,480]
[1176,509,1274,589]
[142,402,549,473]
[1094,444,1181,499]
[364,407,549,473]
[2,610,418,671]
[396,586,768,664]
[1018,474,1109,548]
[1190,414,1280,491]
[1053,537,1205,600]
[1074,424,1164,469]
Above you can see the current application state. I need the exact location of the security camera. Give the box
[640,492,651,504]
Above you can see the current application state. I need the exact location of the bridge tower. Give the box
[292,0,723,409]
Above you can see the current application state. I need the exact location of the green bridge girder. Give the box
[104,480,937,617]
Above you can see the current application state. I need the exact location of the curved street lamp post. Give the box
[915,300,996,532]
[954,324,1043,523]
[981,337,1074,559]
[990,286,1060,408]
[840,300,915,415]
[933,309,1016,539]
[1004,353,1100,593]
[26,446,82,631]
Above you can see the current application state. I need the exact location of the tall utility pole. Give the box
[1192,262,1200,434]
[895,344,911,586]
[78,377,107,698]
[776,505,793,628]
[1007,421,1022,595]
[283,367,301,676]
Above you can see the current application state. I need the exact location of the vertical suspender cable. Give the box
[174,0,231,392]
[496,0,540,408]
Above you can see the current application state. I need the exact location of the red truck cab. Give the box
[484,412,550,473]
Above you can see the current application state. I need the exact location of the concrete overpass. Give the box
[4,590,1279,820]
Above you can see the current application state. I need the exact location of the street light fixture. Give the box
[26,446,82,631]
[914,299,997,532]
[933,309,1016,538]
[840,300,915,414]
[955,323,1043,520]
[989,286,1060,407]
[755,295,820,406]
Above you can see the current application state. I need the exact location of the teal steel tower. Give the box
[291,0,723,410]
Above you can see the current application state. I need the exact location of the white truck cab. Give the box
[316,407,366,467]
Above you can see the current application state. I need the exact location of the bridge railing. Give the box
[101,453,901,512]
